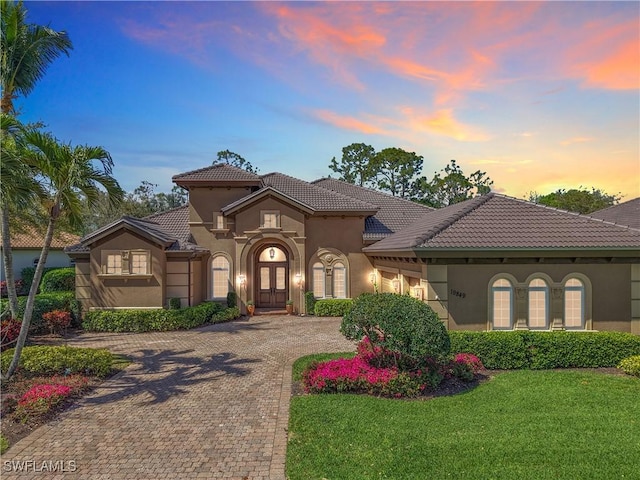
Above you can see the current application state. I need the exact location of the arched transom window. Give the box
[528,278,549,329]
[492,278,513,330]
[212,256,230,299]
[564,278,585,329]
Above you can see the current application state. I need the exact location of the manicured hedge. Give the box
[305,291,317,315]
[1,345,114,377]
[20,266,58,292]
[40,267,75,293]
[618,355,640,378]
[0,292,81,333]
[449,331,640,370]
[314,299,353,317]
[82,302,240,333]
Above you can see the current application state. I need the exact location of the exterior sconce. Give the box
[294,273,302,286]
[369,271,376,283]
[238,274,246,288]
[392,277,400,293]
[269,247,275,259]
[412,286,423,300]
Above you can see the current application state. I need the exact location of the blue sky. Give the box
[17,1,640,200]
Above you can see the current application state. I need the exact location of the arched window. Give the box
[312,262,325,298]
[333,262,347,299]
[212,256,230,299]
[564,278,585,329]
[492,278,513,330]
[528,278,549,329]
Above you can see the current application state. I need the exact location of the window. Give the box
[333,262,347,299]
[312,262,325,298]
[492,279,513,329]
[212,256,230,298]
[528,278,549,329]
[216,215,225,230]
[102,250,150,275]
[261,211,280,228]
[106,253,122,274]
[565,278,585,329]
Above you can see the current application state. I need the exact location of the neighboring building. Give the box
[590,197,640,230]
[67,164,640,334]
[1,225,79,282]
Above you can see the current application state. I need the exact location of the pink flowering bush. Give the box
[303,337,445,398]
[13,375,89,423]
[448,353,485,382]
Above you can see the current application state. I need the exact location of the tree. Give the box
[215,149,258,173]
[2,130,123,380]
[370,147,423,198]
[412,159,493,208]
[528,188,621,214]
[1,0,72,114]
[328,143,377,187]
[0,113,45,319]
[0,0,71,320]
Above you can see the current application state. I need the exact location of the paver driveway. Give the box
[3,315,354,479]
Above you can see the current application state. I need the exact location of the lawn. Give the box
[287,369,640,480]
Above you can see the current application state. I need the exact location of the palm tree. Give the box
[1,0,73,114]
[2,131,123,379]
[0,113,45,318]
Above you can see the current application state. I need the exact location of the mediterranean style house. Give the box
[66,163,640,334]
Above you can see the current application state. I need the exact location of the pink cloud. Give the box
[312,110,388,135]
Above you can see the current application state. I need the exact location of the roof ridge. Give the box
[412,193,494,247]
[312,177,434,210]
[498,193,640,232]
[173,162,260,180]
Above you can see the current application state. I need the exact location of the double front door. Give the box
[257,263,287,308]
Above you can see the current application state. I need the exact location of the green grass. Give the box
[287,369,640,480]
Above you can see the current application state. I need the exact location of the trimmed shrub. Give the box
[20,266,58,292]
[618,355,640,378]
[341,293,451,362]
[42,309,72,335]
[2,292,81,333]
[40,268,75,293]
[449,331,640,370]
[82,302,238,332]
[1,318,21,351]
[169,297,182,310]
[226,291,237,308]
[314,299,353,317]
[1,346,114,377]
[305,291,316,315]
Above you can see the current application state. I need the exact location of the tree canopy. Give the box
[528,188,621,214]
[215,149,258,174]
[329,143,376,187]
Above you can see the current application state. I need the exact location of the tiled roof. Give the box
[173,163,262,183]
[312,177,434,238]
[364,193,640,252]
[67,205,205,254]
[10,225,79,249]
[590,198,640,229]
[258,173,378,213]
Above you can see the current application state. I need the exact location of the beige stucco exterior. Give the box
[70,171,639,334]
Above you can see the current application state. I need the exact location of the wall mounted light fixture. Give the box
[392,277,400,293]
[269,247,275,259]
[238,274,246,287]
[294,273,302,286]
[369,271,376,284]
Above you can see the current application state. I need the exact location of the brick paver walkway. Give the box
[3,315,354,479]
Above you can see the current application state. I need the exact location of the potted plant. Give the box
[246,300,255,317]
[285,299,294,315]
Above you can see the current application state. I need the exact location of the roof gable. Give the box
[364,193,640,252]
[221,186,316,215]
[79,216,178,249]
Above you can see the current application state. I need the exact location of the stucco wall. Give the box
[1,249,73,282]
[88,231,165,309]
[446,262,632,332]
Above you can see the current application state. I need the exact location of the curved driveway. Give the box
[4,316,354,479]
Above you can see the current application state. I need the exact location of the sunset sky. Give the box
[18,1,640,200]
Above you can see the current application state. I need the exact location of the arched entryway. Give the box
[255,244,288,308]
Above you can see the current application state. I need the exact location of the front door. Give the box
[257,263,287,308]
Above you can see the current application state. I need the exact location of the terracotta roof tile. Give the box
[10,225,79,249]
[590,198,640,229]
[312,178,433,238]
[173,163,261,183]
[259,173,378,213]
[364,194,640,252]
